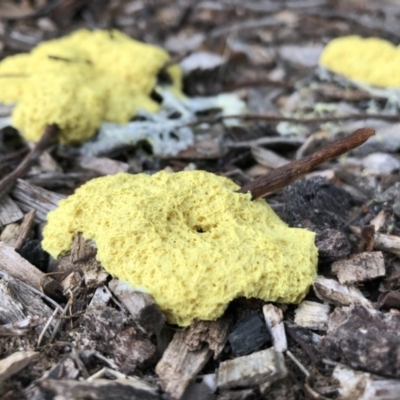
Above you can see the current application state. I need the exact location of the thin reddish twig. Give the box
[240,127,375,199]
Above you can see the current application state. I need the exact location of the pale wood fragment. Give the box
[0,241,62,298]
[39,150,63,172]
[262,304,287,352]
[8,209,36,249]
[0,223,19,244]
[109,279,166,334]
[251,146,289,169]
[156,330,213,399]
[11,179,65,222]
[79,156,129,175]
[313,276,371,307]
[217,347,287,390]
[331,251,385,284]
[294,301,330,331]
[0,351,39,381]
[0,194,23,226]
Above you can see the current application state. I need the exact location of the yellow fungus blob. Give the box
[319,36,400,88]
[42,171,318,326]
[0,29,182,143]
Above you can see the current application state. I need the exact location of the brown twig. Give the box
[0,124,59,199]
[198,112,400,126]
[240,128,375,199]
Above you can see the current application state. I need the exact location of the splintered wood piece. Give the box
[0,223,19,244]
[109,279,166,334]
[217,347,287,390]
[239,128,375,199]
[331,251,385,284]
[0,278,54,334]
[0,194,23,226]
[262,304,287,353]
[156,318,231,399]
[156,330,212,400]
[0,351,39,381]
[3,209,36,249]
[322,304,400,378]
[350,226,400,257]
[70,233,108,288]
[0,241,62,298]
[12,179,65,222]
[294,301,330,331]
[184,315,232,358]
[313,276,371,307]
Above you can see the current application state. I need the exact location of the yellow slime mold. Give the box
[42,171,318,326]
[0,29,182,143]
[320,36,400,88]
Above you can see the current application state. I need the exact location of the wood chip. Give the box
[0,278,54,333]
[0,241,62,298]
[1,209,36,249]
[109,279,166,334]
[333,364,400,400]
[156,318,232,400]
[0,351,39,381]
[262,304,287,352]
[217,347,287,390]
[313,276,371,307]
[294,301,330,331]
[11,179,65,222]
[79,156,130,175]
[331,251,385,284]
[350,226,400,257]
[322,304,400,378]
[251,146,289,169]
[0,194,23,226]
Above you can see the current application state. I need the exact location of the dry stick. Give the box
[191,112,400,126]
[0,124,59,200]
[240,128,375,199]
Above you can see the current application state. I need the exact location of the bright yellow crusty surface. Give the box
[0,29,182,143]
[42,171,318,326]
[319,36,400,88]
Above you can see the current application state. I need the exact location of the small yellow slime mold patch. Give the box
[42,171,318,326]
[319,36,400,88]
[0,29,182,144]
